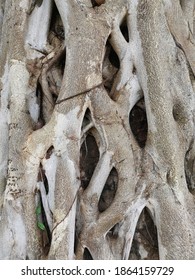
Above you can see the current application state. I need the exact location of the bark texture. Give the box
[0,0,195,259]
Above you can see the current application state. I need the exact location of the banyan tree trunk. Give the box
[0,0,195,259]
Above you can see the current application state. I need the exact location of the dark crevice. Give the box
[129,98,148,148]
[37,164,52,255]
[102,41,119,95]
[43,173,49,195]
[106,223,119,239]
[58,50,66,76]
[37,82,46,124]
[129,208,159,260]
[38,164,48,194]
[83,248,93,260]
[35,188,51,256]
[108,44,120,69]
[39,195,52,255]
[91,0,105,8]
[185,168,195,195]
[81,108,92,130]
[120,17,129,42]
[184,143,195,195]
[132,66,136,74]
[36,0,43,7]
[51,93,57,103]
[98,168,118,212]
[32,82,45,130]
[49,2,65,41]
[74,228,78,256]
[80,130,100,190]
[45,146,54,160]
[34,80,54,127]
[74,198,82,255]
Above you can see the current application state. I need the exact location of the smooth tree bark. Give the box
[0,0,195,260]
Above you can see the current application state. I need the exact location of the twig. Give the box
[56,82,103,104]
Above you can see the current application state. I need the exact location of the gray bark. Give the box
[0,0,195,259]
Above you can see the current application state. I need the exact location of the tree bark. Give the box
[0,0,195,259]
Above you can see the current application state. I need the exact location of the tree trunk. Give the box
[0,0,195,260]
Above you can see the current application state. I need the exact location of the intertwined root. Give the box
[24,0,195,260]
[0,0,195,260]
